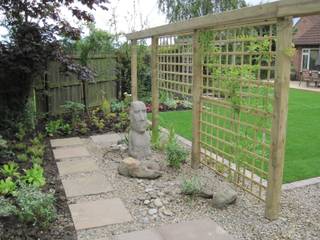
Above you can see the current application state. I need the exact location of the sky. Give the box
[0,0,277,39]
[91,0,276,35]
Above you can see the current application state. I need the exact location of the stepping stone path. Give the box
[51,135,235,240]
[50,136,133,238]
[116,218,234,240]
[91,133,124,147]
[61,172,113,197]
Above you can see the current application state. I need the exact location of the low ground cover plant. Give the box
[181,176,201,196]
[0,128,56,229]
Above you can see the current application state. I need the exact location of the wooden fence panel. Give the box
[34,55,116,115]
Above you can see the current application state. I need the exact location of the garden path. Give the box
[50,134,234,240]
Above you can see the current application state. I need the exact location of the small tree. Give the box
[0,0,109,121]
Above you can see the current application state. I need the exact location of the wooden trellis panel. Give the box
[157,34,193,97]
[199,21,277,200]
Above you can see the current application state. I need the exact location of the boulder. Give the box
[211,183,237,209]
[118,157,162,179]
[118,157,140,177]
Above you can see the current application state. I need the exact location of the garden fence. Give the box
[127,0,320,220]
[34,54,117,115]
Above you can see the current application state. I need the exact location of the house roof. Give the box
[293,15,320,46]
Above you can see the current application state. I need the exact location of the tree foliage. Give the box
[158,0,247,22]
[65,25,115,66]
[115,41,151,100]
[0,0,109,115]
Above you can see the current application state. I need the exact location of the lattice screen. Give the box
[157,34,193,98]
[199,22,277,200]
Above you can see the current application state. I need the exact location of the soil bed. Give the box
[0,139,77,240]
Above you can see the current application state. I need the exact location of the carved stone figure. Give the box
[128,101,151,159]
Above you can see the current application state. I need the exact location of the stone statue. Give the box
[128,101,151,159]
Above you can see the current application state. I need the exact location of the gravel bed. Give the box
[75,138,320,240]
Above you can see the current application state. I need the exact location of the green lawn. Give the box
[152,89,320,183]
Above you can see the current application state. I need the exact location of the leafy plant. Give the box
[77,121,89,135]
[45,119,71,136]
[15,184,56,228]
[17,153,28,162]
[15,123,26,141]
[181,176,201,196]
[101,98,111,116]
[163,97,177,110]
[0,196,17,217]
[13,142,27,151]
[61,101,85,127]
[111,100,124,113]
[0,177,17,196]
[91,115,105,131]
[0,135,13,159]
[180,100,192,109]
[22,164,46,188]
[30,133,44,146]
[27,145,44,159]
[31,156,43,165]
[1,162,20,178]
[0,134,8,149]
[165,142,188,169]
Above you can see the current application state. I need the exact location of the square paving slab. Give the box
[69,198,132,230]
[91,133,124,146]
[116,230,162,240]
[116,218,234,240]
[53,146,90,160]
[62,172,112,197]
[56,158,99,176]
[50,137,83,148]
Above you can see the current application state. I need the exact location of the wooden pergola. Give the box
[126,0,320,220]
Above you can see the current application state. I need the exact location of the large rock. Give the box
[118,157,162,179]
[211,183,237,209]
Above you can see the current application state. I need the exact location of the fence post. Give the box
[191,29,201,169]
[151,36,159,144]
[265,17,292,220]
[131,39,138,101]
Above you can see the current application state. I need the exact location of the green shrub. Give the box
[22,164,46,187]
[61,101,85,127]
[163,97,177,110]
[0,177,17,196]
[1,162,20,178]
[181,176,201,196]
[15,184,56,228]
[165,142,188,169]
[0,196,17,217]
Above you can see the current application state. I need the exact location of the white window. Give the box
[301,48,320,70]
[301,48,310,70]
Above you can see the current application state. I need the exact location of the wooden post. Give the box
[151,36,159,144]
[191,30,201,169]
[131,39,138,101]
[265,17,292,220]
